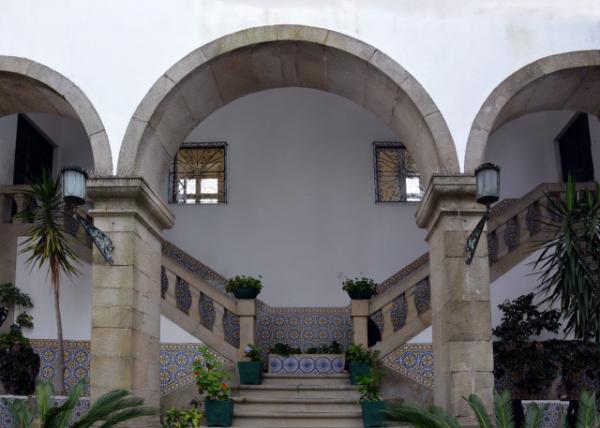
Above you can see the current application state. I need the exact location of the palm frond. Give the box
[2,398,33,428]
[494,390,515,428]
[464,394,494,428]
[524,402,542,428]
[42,380,85,428]
[70,389,155,428]
[385,402,459,428]
[96,406,157,428]
[576,391,598,428]
[35,381,53,421]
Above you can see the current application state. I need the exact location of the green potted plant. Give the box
[194,346,233,427]
[346,344,380,385]
[357,370,386,428]
[238,344,262,385]
[225,275,263,299]
[162,406,203,428]
[343,277,378,300]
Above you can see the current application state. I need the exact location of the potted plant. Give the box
[357,370,386,428]
[225,275,263,299]
[194,346,233,427]
[343,277,378,300]
[346,344,380,385]
[162,405,203,428]
[238,344,262,385]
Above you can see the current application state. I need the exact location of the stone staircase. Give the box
[231,373,365,427]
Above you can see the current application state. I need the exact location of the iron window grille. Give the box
[168,142,227,204]
[373,142,423,202]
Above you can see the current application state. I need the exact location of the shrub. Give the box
[269,343,301,356]
[357,370,383,402]
[342,277,377,295]
[346,344,380,365]
[225,275,263,293]
[162,406,203,428]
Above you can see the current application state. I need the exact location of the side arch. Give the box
[0,56,112,175]
[466,50,600,172]
[118,25,458,193]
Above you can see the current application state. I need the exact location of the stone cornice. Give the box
[87,176,175,233]
[415,175,485,235]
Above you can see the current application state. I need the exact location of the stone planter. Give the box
[349,361,372,385]
[238,361,262,385]
[205,399,234,427]
[360,400,386,427]
[268,354,345,374]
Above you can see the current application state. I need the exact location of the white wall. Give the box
[0,113,94,185]
[0,1,598,171]
[164,88,427,307]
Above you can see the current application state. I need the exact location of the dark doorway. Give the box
[557,113,594,182]
[12,114,54,184]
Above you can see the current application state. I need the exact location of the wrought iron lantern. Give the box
[60,167,114,264]
[465,163,501,264]
[61,167,87,206]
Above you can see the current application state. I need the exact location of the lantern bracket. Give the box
[74,214,114,264]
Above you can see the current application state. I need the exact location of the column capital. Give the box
[87,176,175,235]
[415,175,486,234]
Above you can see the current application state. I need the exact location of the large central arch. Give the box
[0,56,112,174]
[118,25,458,193]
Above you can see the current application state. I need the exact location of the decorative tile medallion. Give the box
[255,302,353,352]
[370,310,384,335]
[175,277,192,314]
[504,216,520,251]
[223,309,240,348]
[383,343,434,389]
[199,293,216,331]
[162,240,228,290]
[414,279,430,315]
[391,294,408,331]
[526,202,542,236]
[268,354,345,374]
[488,231,498,264]
[161,266,169,299]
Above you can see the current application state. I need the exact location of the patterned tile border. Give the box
[268,354,345,374]
[378,254,429,292]
[161,240,228,289]
[382,343,434,389]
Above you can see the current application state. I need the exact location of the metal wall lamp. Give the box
[61,167,114,264]
[465,163,500,265]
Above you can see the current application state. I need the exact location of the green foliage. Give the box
[494,390,515,428]
[492,294,560,342]
[385,402,461,428]
[320,341,343,354]
[225,275,263,293]
[342,277,378,294]
[162,406,203,428]
[0,283,33,309]
[464,394,494,428]
[357,370,383,402]
[345,343,380,364]
[4,380,156,428]
[575,392,599,428]
[532,178,600,342]
[269,343,301,356]
[15,312,34,329]
[523,402,543,428]
[243,344,262,362]
[193,346,232,400]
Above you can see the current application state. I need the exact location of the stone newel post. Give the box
[416,176,494,426]
[237,299,256,360]
[87,178,174,427]
[351,300,369,347]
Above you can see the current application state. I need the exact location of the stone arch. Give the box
[118,25,458,193]
[0,56,112,175]
[465,50,600,172]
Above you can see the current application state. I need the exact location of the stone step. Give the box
[236,384,360,399]
[262,373,351,386]
[231,410,363,427]
[233,396,360,413]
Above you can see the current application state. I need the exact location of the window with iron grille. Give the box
[168,143,227,204]
[374,142,423,202]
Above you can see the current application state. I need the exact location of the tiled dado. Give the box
[29,340,227,396]
[382,343,434,389]
[268,354,345,374]
[255,302,354,353]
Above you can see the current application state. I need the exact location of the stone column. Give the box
[87,177,174,427]
[237,299,256,360]
[415,175,494,426]
[351,300,369,347]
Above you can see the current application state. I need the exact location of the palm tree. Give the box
[386,390,598,428]
[4,380,156,427]
[532,178,600,342]
[18,172,82,394]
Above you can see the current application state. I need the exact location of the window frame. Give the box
[168,142,228,205]
[373,141,422,203]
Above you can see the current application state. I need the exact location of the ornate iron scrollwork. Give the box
[74,214,114,264]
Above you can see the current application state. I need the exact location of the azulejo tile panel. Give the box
[383,343,434,389]
[268,354,345,374]
[255,302,353,352]
[175,277,192,314]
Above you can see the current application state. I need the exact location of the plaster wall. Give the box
[0,1,598,171]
